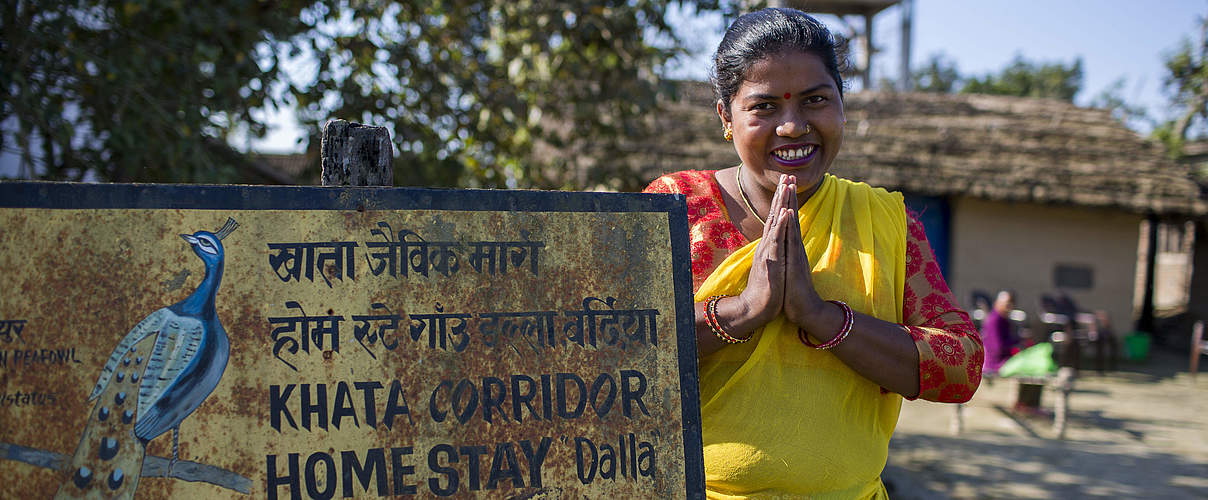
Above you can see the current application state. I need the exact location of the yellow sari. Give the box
[695,174,907,499]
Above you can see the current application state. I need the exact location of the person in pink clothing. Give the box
[980,291,1020,375]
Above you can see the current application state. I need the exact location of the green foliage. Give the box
[289,0,694,190]
[960,54,1083,102]
[911,53,960,93]
[1155,17,1208,155]
[909,53,1082,103]
[1150,121,1181,158]
[1,0,313,182]
[2,0,716,189]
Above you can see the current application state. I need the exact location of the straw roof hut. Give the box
[834,92,1203,216]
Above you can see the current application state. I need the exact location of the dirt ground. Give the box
[882,346,1208,500]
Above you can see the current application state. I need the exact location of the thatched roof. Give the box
[1184,141,1208,160]
[1181,140,1208,184]
[641,81,1205,216]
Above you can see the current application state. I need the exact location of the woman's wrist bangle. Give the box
[799,299,853,349]
[705,295,751,344]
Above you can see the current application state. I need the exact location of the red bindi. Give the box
[783,92,792,100]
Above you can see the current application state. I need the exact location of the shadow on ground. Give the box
[888,432,1208,499]
[886,345,1208,500]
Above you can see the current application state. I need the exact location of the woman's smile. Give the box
[770,143,818,167]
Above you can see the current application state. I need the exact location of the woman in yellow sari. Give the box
[644,8,982,499]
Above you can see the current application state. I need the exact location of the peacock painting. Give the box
[55,218,239,499]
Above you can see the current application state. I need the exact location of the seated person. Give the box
[1048,291,1115,372]
[981,290,1020,375]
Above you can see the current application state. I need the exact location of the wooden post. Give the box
[1136,215,1158,334]
[899,0,913,91]
[320,119,393,186]
[861,12,873,90]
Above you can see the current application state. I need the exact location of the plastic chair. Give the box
[1039,294,1081,369]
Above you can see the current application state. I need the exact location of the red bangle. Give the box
[705,295,751,344]
[799,300,853,349]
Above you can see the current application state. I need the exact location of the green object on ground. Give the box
[1124,331,1151,362]
[998,342,1058,378]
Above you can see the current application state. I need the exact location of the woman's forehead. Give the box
[738,51,836,96]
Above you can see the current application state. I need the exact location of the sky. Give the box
[245,0,1206,153]
[670,1,1203,119]
[902,0,1203,119]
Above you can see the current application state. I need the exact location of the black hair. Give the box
[711,8,848,114]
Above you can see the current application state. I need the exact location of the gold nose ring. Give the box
[803,123,812,135]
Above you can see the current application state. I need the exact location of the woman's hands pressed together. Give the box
[743,174,842,344]
[698,173,845,352]
[735,174,791,327]
[697,174,793,352]
[779,177,836,339]
[735,173,833,336]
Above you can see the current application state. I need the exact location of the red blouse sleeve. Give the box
[643,171,747,292]
[902,212,983,403]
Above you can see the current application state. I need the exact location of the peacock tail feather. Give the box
[87,309,170,402]
[55,334,160,499]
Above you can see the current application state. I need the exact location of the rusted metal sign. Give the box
[0,183,702,499]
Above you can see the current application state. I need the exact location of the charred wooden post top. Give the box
[320,119,393,187]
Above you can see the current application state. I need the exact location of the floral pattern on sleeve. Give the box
[902,212,983,403]
[643,170,748,291]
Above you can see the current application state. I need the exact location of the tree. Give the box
[1155,17,1208,155]
[2,0,718,189]
[911,52,961,93]
[961,54,1082,102]
[1,0,314,182]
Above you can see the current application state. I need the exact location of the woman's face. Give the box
[718,49,845,199]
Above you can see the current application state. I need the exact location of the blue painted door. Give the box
[903,194,951,278]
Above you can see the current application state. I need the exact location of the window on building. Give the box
[1054,264,1094,289]
[1158,222,1187,254]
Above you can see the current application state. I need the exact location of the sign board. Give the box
[0,182,703,499]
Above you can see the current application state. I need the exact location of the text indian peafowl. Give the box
[55,218,238,499]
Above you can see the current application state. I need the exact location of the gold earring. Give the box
[724,128,733,141]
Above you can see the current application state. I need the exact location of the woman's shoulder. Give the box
[641,170,719,195]
[829,174,903,201]
[827,175,907,228]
